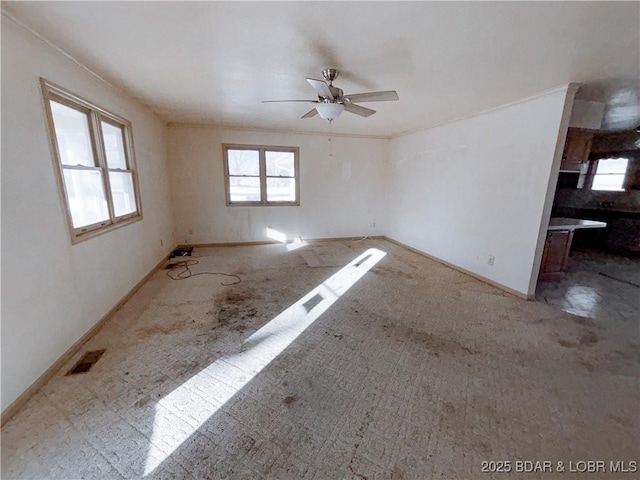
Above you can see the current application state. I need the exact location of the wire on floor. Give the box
[598,272,640,288]
[165,260,241,285]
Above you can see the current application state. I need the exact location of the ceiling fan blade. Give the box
[306,78,334,100]
[343,90,399,103]
[262,100,318,103]
[343,103,376,117]
[301,108,318,119]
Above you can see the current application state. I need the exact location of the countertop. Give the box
[548,217,607,231]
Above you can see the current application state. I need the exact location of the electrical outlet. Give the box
[188,228,194,235]
[488,255,495,266]
[369,221,376,228]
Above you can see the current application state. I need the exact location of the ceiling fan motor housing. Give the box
[327,86,343,102]
[322,68,339,84]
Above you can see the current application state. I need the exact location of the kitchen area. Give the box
[536,99,640,331]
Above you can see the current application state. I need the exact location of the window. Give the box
[223,144,299,205]
[590,157,628,191]
[41,79,141,242]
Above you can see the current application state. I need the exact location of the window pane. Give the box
[592,157,628,191]
[267,177,296,202]
[229,176,261,202]
[50,101,95,167]
[592,174,626,191]
[62,168,110,228]
[228,150,259,176]
[109,171,137,217]
[266,151,295,176]
[101,122,127,169]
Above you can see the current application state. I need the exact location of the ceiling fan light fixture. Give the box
[316,102,344,122]
[263,69,397,121]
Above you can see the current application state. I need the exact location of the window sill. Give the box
[71,214,143,244]
[226,202,300,207]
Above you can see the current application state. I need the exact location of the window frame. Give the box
[586,155,630,192]
[41,78,143,243]
[222,144,300,206]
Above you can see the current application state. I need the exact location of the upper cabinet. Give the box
[561,128,593,171]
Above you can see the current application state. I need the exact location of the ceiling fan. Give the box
[263,68,399,122]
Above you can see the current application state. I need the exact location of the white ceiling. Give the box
[4,1,640,137]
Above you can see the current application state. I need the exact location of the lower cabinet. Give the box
[539,230,573,279]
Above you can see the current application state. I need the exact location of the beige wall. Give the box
[167,126,388,244]
[1,16,175,411]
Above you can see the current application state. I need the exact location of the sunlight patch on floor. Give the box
[562,285,601,318]
[266,227,306,251]
[286,236,306,251]
[143,248,386,475]
[266,227,287,243]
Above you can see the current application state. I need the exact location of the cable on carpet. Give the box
[166,260,241,285]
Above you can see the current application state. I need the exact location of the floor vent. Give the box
[67,349,106,375]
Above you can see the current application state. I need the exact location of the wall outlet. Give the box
[369,221,376,228]
[488,255,495,266]
[188,228,194,235]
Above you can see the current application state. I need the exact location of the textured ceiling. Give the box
[3,1,639,137]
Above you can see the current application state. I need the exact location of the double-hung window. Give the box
[42,79,141,242]
[590,157,629,191]
[223,144,299,206]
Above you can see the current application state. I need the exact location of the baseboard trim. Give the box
[1,250,173,427]
[188,235,530,299]
[308,236,385,243]
[382,236,533,300]
[179,241,278,248]
[179,236,385,249]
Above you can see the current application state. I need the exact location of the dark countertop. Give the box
[553,207,640,220]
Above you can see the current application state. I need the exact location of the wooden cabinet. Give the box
[561,128,593,171]
[539,230,574,279]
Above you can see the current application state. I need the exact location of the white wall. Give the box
[1,16,175,411]
[386,87,571,297]
[167,126,387,244]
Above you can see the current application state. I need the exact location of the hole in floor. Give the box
[67,349,106,375]
[354,254,372,267]
[303,293,323,312]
